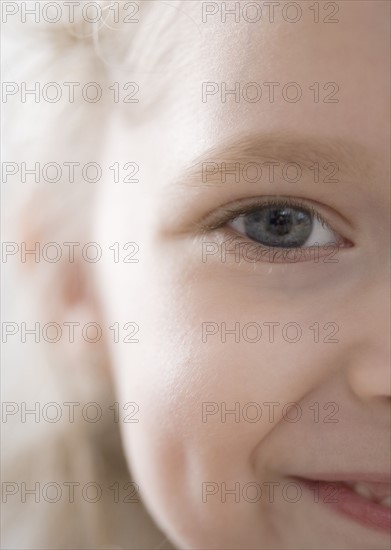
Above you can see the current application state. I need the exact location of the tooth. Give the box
[352,483,373,500]
[380,496,391,508]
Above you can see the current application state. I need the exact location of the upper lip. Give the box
[297,473,391,484]
[294,473,391,502]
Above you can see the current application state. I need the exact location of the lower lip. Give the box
[300,479,391,534]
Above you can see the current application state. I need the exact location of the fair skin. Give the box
[79,2,391,549]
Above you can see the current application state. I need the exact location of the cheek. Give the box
[93,197,345,547]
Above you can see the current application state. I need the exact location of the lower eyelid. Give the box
[217,226,350,264]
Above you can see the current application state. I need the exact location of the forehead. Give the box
[105,1,389,191]
[176,1,388,146]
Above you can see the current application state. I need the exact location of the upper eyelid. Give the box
[199,196,335,233]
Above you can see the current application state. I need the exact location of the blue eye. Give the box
[228,204,340,248]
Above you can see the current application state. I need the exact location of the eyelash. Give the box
[200,196,351,263]
[205,197,327,229]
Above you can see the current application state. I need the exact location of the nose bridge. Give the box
[344,277,391,401]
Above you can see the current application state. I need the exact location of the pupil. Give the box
[269,209,293,236]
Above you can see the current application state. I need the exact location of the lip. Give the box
[297,477,391,534]
[299,472,391,484]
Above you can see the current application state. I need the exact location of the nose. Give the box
[344,279,390,402]
[346,350,390,402]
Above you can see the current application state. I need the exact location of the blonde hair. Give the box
[2,2,193,547]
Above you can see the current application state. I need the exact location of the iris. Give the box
[243,207,312,248]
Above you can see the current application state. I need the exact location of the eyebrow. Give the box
[180,134,374,187]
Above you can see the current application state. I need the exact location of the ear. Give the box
[49,257,110,371]
[19,213,109,378]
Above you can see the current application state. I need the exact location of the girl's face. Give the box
[93,3,390,549]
